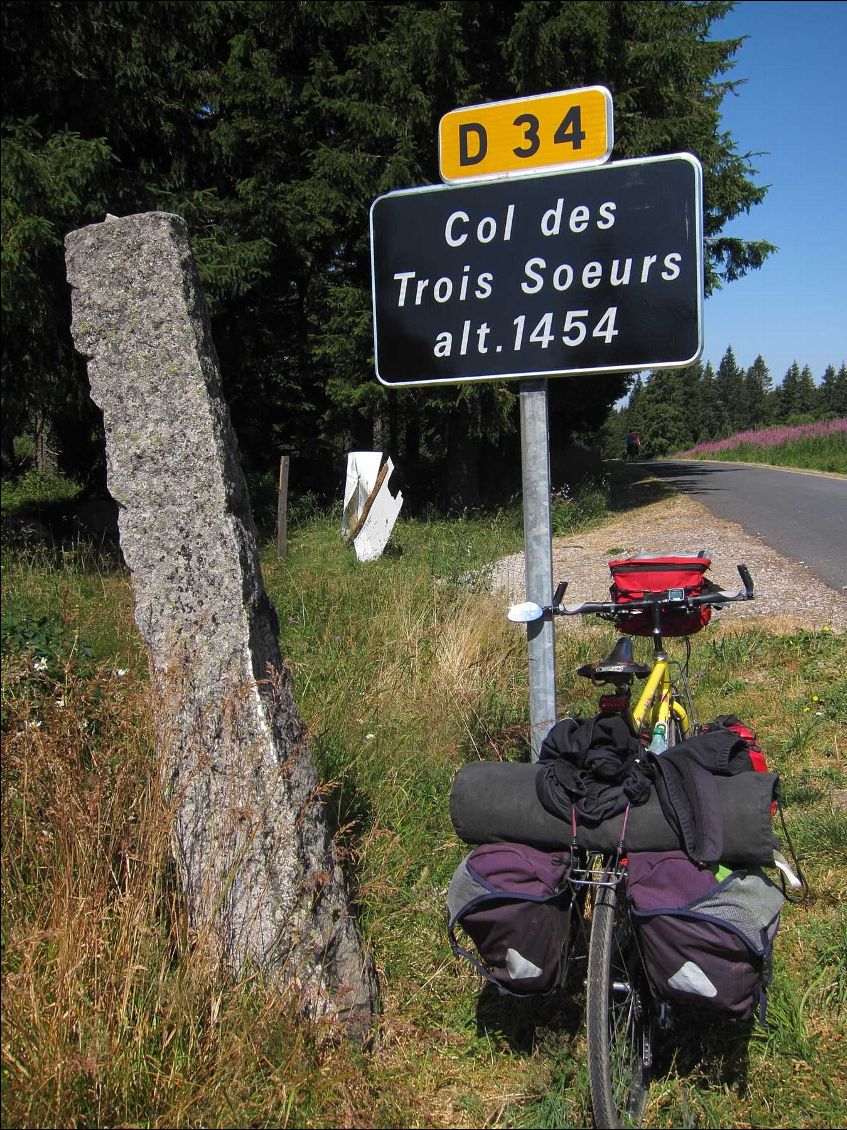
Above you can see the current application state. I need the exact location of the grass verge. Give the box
[2,490,845,1128]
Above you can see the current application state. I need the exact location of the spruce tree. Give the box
[677,360,711,443]
[743,355,772,430]
[697,361,720,437]
[820,364,847,416]
[636,368,693,457]
[777,362,805,422]
[797,365,819,417]
[1,120,113,471]
[713,346,744,434]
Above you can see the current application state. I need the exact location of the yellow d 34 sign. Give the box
[439,86,613,184]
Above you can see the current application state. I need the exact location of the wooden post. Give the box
[277,455,289,557]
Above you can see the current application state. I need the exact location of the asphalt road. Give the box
[646,461,847,594]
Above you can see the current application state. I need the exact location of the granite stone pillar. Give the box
[65,212,377,1033]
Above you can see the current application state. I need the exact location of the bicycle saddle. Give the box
[577,637,651,683]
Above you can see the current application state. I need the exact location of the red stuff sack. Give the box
[608,554,713,637]
[702,714,768,773]
[702,717,775,818]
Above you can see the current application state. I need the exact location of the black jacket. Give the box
[536,713,651,828]
[536,715,766,861]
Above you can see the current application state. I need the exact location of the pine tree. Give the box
[2,0,781,501]
[776,361,818,422]
[2,0,222,475]
[820,364,847,416]
[742,355,772,429]
[836,365,847,415]
[713,346,745,434]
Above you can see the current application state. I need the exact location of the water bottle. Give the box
[647,722,668,754]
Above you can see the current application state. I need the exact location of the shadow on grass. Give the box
[2,491,123,565]
[605,460,682,514]
[653,1009,754,1097]
[473,973,754,1102]
[474,982,584,1053]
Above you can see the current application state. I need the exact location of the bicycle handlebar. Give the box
[555,563,754,617]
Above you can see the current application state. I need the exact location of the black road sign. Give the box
[370,153,703,387]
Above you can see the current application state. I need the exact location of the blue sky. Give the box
[704,1,847,383]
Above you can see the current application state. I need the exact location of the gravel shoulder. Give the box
[491,492,847,633]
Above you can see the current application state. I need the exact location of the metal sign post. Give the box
[370,88,704,758]
[519,379,557,759]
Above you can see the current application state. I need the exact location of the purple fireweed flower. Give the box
[676,418,846,457]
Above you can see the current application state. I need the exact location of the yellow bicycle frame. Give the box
[630,654,689,744]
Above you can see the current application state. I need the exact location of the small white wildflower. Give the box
[33,656,48,672]
[115,668,127,677]
[25,720,42,730]
[55,698,65,708]
[365,732,375,741]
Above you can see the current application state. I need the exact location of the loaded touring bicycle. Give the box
[448,554,806,1128]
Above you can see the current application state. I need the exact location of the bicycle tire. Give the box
[586,882,652,1129]
[667,709,684,748]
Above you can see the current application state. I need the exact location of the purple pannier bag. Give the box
[626,851,784,1020]
[447,842,571,995]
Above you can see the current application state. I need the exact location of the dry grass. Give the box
[0,655,384,1128]
[2,513,846,1128]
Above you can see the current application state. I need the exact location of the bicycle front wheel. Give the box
[586,882,653,1129]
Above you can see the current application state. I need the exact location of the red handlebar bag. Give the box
[609,555,713,637]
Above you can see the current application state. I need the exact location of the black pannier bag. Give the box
[608,554,714,637]
[447,842,571,995]
[626,850,784,1020]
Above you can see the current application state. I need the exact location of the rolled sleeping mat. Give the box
[449,761,781,867]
